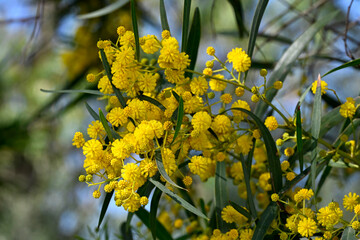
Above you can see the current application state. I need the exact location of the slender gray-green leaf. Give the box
[99,49,127,108]
[172,97,184,145]
[298,85,312,107]
[149,178,208,219]
[135,208,173,240]
[240,153,256,219]
[150,188,162,240]
[96,191,114,231]
[310,77,322,193]
[77,0,129,19]
[159,0,170,31]
[85,102,100,121]
[130,0,140,60]
[229,201,251,220]
[254,11,339,118]
[296,104,304,172]
[154,150,185,190]
[99,109,113,142]
[215,161,228,230]
[185,7,201,79]
[231,108,282,192]
[40,89,105,96]
[181,0,191,52]
[227,0,246,38]
[341,227,358,240]
[247,0,269,59]
[120,222,133,240]
[252,202,278,240]
[322,58,360,78]
[138,94,166,111]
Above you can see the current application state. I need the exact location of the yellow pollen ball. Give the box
[183,176,193,186]
[206,46,215,56]
[264,116,278,131]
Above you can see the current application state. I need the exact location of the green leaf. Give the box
[252,202,278,240]
[96,191,114,231]
[247,0,269,59]
[310,76,322,192]
[159,0,170,31]
[254,11,339,118]
[298,85,312,107]
[138,94,166,111]
[135,208,173,240]
[295,103,304,172]
[181,0,191,52]
[120,222,133,240]
[99,49,127,108]
[322,58,360,78]
[172,97,184,145]
[154,150,185,190]
[77,0,129,19]
[85,102,100,121]
[230,108,282,193]
[150,188,162,240]
[227,0,246,38]
[229,201,251,220]
[130,0,140,61]
[240,153,257,219]
[149,178,208,219]
[40,89,105,96]
[334,119,360,146]
[215,161,228,230]
[185,7,201,78]
[316,165,331,197]
[341,227,358,240]
[99,109,113,142]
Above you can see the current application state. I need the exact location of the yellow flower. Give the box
[98,76,114,94]
[284,147,294,157]
[161,30,171,39]
[271,193,279,202]
[264,116,278,131]
[354,204,360,216]
[122,193,141,212]
[137,72,159,93]
[121,163,141,182]
[174,219,183,228]
[239,229,253,240]
[294,188,314,203]
[211,115,231,134]
[107,107,128,127]
[221,205,247,224]
[139,158,157,178]
[281,160,290,171]
[231,100,251,121]
[192,111,212,132]
[190,76,208,96]
[209,74,227,92]
[352,221,360,230]
[236,134,253,155]
[227,229,238,240]
[140,196,148,205]
[120,30,135,48]
[161,148,177,176]
[72,132,85,148]
[182,176,192,186]
[311,79,328,95]
[86,73,96,83]
[83,139,103,158]
[340,97,356,119]
[317,205,342,229]
[206,46,215,56]
[227,48,251,72]
[220,93,232,104]
[235,87,245,97]
[258,172,272,191]
[93,190,101,199]
[298,218,317,237]
[343,192,359,211]
[87,120,106,139]
[230,161,244,181]
[140,34,160,54]
[286,172,296,181]
[188,155,215,181]
[252,129,261,139]
[273,81,283,90]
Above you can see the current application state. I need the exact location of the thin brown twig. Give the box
[344,0,355,60]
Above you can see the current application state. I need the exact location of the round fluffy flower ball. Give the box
[227,48,251,72]
[191,111,212,132]
[264,116,278,131]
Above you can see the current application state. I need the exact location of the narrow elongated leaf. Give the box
[120,222,133,240]
[85,102,100,121]
[247,0,269,59]
[130,0,140,60]
[296,104,304,172]
[150,188,162,240]
[298,85,312,107]
[310,77,322,192]
[229,201,251,220]
[181,0,191,52]
[40,89,106,96]
[96,191,114,231]
[138,94,166,111]
[154,150,185,190]
[185,7,201,78]
[159,0,170,31]
[215,161,228,230]
[227,0,246,38]
[254,11,339,118]
[322,58,360,78]
[316,165,331,197]
[149,178,208,219]
[100,49,127,108]
[99,109,113,142]
[77,0,129,19]
[172,97,184,145]
[341,227,358,240]
[252,202,278,240]
[240,153,257,219]
[231,108,282,192]
[135,208,173,240]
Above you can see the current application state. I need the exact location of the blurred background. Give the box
[0,0,359,239]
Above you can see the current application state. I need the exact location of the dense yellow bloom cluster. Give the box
[71,23,360,240]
